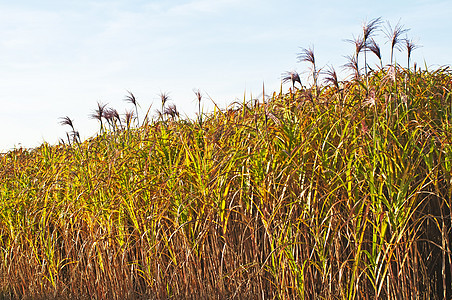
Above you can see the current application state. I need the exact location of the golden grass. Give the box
[1,64,452,299]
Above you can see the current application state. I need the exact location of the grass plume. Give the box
[405,38,420,70]
[194,89,203,125]
[124,90,140,125]
[297,46,318,97]
[384,20,410,65]
[282,71,302,91]
[89,101,107,133]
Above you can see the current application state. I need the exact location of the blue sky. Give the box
[1,0,451,151]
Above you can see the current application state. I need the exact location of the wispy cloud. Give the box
[166,0,247,15]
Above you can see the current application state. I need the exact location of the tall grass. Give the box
[1,19,452,299]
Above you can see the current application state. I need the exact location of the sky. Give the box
[1,0,451,152]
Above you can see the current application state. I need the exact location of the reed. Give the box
[297,47,318,97]
[124,91,140,125]
[1,18,451,300]
[384,20,409,66]
[282,71,302,91]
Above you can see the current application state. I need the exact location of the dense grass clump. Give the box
[1,64,452,299]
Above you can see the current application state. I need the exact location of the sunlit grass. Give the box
[1,18,452,299]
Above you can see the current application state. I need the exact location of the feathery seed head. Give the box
[367,39,382,60]
[164,104,179,119]
[345,35,365,57]
[124,110,134,127]
[124,91,138,107]
[297,47,315,65]
[343,55,360,79]
[59,116,74,130]
[384,20,410,53]
[194,89,202,103]
[90,102,107,121]
[362,17,382,41]
[405,38,420,59]
[103,108,120,122]
[282,71,302,88]
[160,92,170,108]
[324,66,340,90]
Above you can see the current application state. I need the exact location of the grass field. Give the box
[1,18,452,299]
